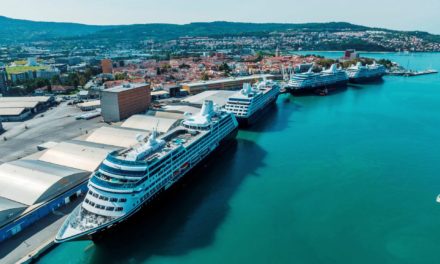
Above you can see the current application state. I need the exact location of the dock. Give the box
[0,198,82,264]
[387,69,438,77]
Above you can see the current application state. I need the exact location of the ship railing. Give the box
[90,176,137,190]
[100,163,147,177]
[106,152,147,166]
[67,207,116,232]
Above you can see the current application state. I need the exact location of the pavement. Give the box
[0,197,84,264]
[0,102,104,164]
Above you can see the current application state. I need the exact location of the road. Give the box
[0,102,104,164]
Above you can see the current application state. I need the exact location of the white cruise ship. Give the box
[224,79,280,126]
[287,64,348,93]
[55,101,238,242]
[346,62,386,83]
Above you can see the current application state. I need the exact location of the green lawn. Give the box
[6,66,49,75]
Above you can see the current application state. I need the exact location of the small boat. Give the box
[437,195,440,203]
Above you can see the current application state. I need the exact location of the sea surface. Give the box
[37,52,440,264]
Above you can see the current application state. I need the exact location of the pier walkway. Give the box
[0,198,83,264]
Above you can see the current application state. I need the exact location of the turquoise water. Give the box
[37,53,440,264]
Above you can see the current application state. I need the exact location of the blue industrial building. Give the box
[0,160,90,243]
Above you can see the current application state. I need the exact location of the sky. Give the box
[1,0,440,34]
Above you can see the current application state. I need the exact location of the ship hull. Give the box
[288,80,348,95]
[236,95,278,127]
[63,127,239,243]
[349,74,384,83]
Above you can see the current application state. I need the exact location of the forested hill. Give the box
[0,16,439,46]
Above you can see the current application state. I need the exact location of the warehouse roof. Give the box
[121,115,180,133]
[83,126,149,148]
[37,140,118,172]
[161,105,201,115]
[183,90,235,107]
[0,101,39,109]
[0,96,52,103]
[0,107,27,116]
[0,159,89,206]
[147,110,183,120]
[0,197,27,227]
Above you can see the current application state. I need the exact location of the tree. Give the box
[317,58,337,69]
[201,72,209,81]
[51,75,61,85]
[219,62,231,76]
[179,63,191,69]
[114,72,127,80]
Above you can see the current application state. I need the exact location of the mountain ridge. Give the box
[0,16,438,44]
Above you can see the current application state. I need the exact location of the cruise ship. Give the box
[346,62,386,83]
[224,79,280,126]
[55,101,238,243]
[287,64,348,94]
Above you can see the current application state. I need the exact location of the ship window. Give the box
[110,198,118,202]
[88,190,93,195]
[119,198,127,202]
[116,207,123,211]
[93,193,99,198]
[85,199,90,204]
[106,207,115,211]
[89,201,95,206]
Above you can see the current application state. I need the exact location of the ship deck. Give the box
[111,114,225,164]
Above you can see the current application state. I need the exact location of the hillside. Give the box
[0,16,439,51]
[0,16,113,43]
[87,21,371,41]
[0,17,387,43]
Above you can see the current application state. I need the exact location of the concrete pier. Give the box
[0,198,82,264]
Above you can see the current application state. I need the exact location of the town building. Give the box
[163,84,181,97]
[10,71,35,83]
[35,85,75,95]
[342,49,360,60]
[0,67,7,94]
[151,90,170,101]
[101,59,113,74]
[100,83,151,122]
[77,100,101,111]
[36,68,60,79]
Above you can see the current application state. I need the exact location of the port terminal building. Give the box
[181,74,273,94]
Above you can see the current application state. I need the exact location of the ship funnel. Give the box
[200,100,214,116]
[329,64,338,72]
[148,128,158,146]
[241,83,252,95]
